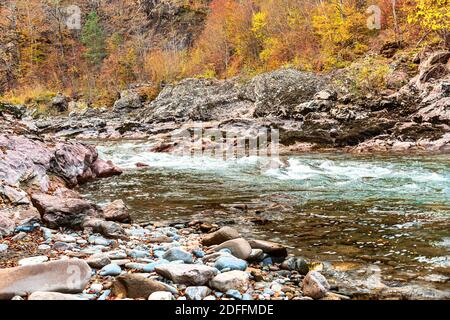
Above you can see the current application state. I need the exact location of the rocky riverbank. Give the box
[0,104,340,301]
[29,49,450,155]
[1,49,449,301]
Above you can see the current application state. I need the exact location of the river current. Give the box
[80,141,450,297]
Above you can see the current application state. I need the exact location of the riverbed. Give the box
[79,141,450,297]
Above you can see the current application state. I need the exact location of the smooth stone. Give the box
[185,286,212,300]
[242,293,253,300]
[88,236,111,246]
[99,263,122,276]
[89,283,103,294]
[281,257,310,275]
[128,249,150,259]
[37,244,51,251]
[211,238,252,260]
[202,227,240,246]
[0,243,8,252]
[87,253,111,269]
[97,290,111,300]
[226,289,242,300]
[248,239,288,258]
[162,248,193,263]
[155,264,218,286]
[52,242,73,251]
[28,291,85,300]
[148,291,174,300]
[193,249,205,258]
[214,256,248,271]
[209,271,250,292]
[0,259,91,299]
[248,249,265,262]
[203,295,216,300]
[12,232,27,241]
[18,256,49,266]
[53,234,77,243]
[112,274,171,299]
[303,271,330,299]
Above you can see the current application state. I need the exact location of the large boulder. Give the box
[142,78,251,123]
[113,90,143,112]
[0,259,91,300]
[155,264,218,286]
[31,193,99,229]
[243,69,329,117]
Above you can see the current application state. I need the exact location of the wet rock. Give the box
[202,226,240,246]
[155,264,218,286]
[162,247,194,263]
[103,200,130,223]
[214,256,248,271]
[248,239,288,258]
[31,193,99,229]
[91,159,123,179]
[209,271,250,292]
[112,274,171,299]
[185,286,211,300]
[0,259,91,299]
[211,238,252,260]
[302,271,330,299]
[281,257,310,275]
[28,292,85,300]
[148,291,174,300]
[86,253,111,269]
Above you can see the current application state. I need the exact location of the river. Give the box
[79,141,450,297]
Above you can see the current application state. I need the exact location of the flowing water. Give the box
[80,141,450,297]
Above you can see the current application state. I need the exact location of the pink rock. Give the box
[91,159,123,178]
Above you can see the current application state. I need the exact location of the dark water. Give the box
[79,141,450,296]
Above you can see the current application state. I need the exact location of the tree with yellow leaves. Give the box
[408,0,450,47]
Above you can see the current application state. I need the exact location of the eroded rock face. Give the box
[0,259,91,300]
